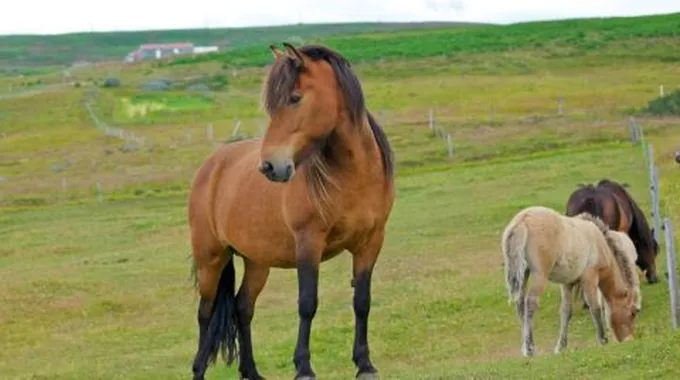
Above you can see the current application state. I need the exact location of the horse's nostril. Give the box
[259,161,273,175]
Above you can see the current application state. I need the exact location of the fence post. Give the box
[557,96,564,115]
[628,117,639,144]
[428,109,434,131]
[652,166,662,242]
[663,217,679,331]
[206,124,214,141]
[231,120,241,137]
[648,144,661,242]
[447,134,454,158]
[96,181,103,202]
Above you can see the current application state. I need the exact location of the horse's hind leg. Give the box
[235,257,270,380]
[554,283,575,354]
[514,270,530,321]
[580,273,608,345]
[522,275,548,357]
[191,243,238,380]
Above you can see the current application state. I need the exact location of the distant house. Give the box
[124,42,219,63]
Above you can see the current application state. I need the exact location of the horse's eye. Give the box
[290,93,302,105]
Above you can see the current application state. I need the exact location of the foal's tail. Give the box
[502,221,530,304]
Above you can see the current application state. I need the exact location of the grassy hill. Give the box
[167,12,680,68]
[0,21,484,73]
[1,11,680,380]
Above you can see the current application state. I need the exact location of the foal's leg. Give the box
[515,271,530,321]
[522,275,548,357]
[554,283,575,354]
[349,231,386,380]
[292,231,326,380]
[581,274,608,345]
[235,258,270,380]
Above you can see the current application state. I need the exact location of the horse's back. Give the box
[505,206,599,283]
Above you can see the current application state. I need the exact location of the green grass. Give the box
[2,11,680,380]
[1,139,679,379]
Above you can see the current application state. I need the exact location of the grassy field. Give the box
[2,12,680,380]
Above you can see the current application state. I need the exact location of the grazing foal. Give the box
[502,206,638,357]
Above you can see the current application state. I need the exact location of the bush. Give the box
[642,89,680,116]
[102,77,121,88]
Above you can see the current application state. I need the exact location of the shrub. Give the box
[642,89,680,116]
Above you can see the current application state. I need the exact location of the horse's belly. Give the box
[549,252,589,284]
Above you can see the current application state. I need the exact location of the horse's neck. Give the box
[324,115,377,177]
[598,250,628,299]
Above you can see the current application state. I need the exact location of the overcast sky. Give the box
[0,0,677,35]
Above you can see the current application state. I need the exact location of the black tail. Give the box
[197,258,239,368]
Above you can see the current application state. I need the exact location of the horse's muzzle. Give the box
[647,272,659,284]
[258,159,295,182]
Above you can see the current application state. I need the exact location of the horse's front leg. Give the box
[349,231,385,380]
[581,274,608,345]
[292,231,326,380]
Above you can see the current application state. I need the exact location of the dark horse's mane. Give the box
[261,45,395,186]
[597,179,658,268]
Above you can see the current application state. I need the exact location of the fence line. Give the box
[83,92,146,145]
[640,121,679,332]
[425,108,455,158]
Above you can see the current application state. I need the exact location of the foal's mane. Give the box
[260,44,395,222]
[575,212,636,289]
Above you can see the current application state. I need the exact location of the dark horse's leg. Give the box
[192,251,238,380]
[349,232,385,379]
[235,257,270,380]
[292,235,324,380]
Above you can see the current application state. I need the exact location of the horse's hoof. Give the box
[295,377,316,380]
[357,372,380,380]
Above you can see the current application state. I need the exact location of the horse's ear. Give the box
[282,42,305,69]
[269,45,285,60]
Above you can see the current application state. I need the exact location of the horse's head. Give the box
[644,229,660,283]
[608,288,638,342]
[258,43,354,182]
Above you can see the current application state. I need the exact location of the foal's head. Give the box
[607,288,637,342]
[258,43,364,182]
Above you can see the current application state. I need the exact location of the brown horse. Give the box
[187,43,395,380]
[565,179,659,284]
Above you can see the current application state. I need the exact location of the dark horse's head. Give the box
[257,43,366,183]
[597,179,660,284]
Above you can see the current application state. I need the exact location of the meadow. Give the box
[1,12,680,380]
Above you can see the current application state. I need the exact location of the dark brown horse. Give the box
[566,179,659,284]
[187,43,395,380]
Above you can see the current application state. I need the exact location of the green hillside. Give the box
[0,21,484,72]
[167,12,680,68]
